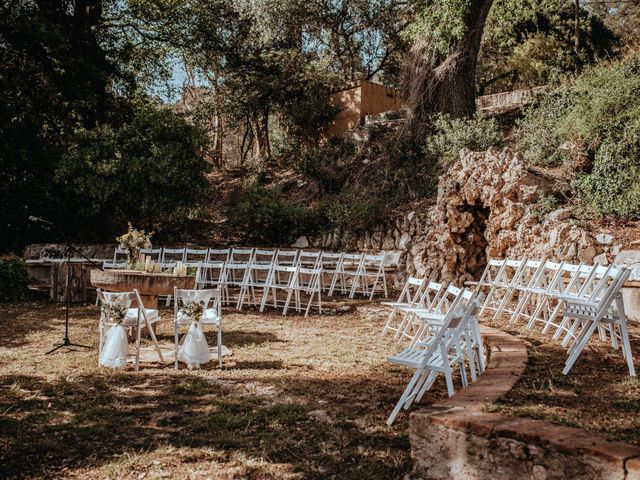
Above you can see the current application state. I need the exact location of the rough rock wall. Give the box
[421,147,600,283]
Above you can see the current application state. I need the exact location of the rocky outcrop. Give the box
[420,148,600,283]
[312,147,607,284]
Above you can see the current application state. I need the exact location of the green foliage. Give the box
[55,102,209,237]
[323,198,385,244]
[425,113,505,167]
[531,194,561,221]
[478,0,620,94]
[516,52,640,218]
[408,0,472,53]
[0,257,28,303]
[226,185,319,245]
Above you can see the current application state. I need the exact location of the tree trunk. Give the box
[252,110,271,159]
[404,0,495,132]
[574,0,582,52]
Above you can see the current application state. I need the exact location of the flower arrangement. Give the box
[101,303,128,324]
[116,223,153,269]
[180,300,205,322]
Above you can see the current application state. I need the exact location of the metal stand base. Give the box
[46,336,91,355]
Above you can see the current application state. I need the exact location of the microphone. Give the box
[29,215,54,226]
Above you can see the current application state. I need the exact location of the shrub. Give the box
[425,113,504,167]
[0,257,28,302]
[54,100,210,238]
[226,185,319,244]
[516,52,640,217]
[322,197,385,245]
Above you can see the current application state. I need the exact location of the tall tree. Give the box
[404,0,495,130]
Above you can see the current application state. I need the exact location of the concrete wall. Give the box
[324,80,403,138]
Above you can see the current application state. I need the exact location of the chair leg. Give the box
[387,369,423,426]
[134,324,141,372]
[562,321,598,375]
[444,369,455,396]
[618,319,636,377]
[217,326,223,368]
[174,324,179,370]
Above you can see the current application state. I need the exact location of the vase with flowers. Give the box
[116,223,153,270]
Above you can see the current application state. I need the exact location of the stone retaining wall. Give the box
[409,327,640,480]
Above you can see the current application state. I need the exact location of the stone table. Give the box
[90,269,196,308]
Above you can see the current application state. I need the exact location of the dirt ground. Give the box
[2,298,640,479]
[0,299,431,480]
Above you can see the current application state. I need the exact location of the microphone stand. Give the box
[30,216,104,354]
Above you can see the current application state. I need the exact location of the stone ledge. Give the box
[408,325,640,480]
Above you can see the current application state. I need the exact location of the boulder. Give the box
[595,233,614,245]
[291,236,309,248]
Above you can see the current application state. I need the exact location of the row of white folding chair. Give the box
[473,258,635,376]
[382,278,486,380]
[559,265,635,376]
[386,288,483,425]
[386,281,486,373]
[110,247,389,298]
[196,262,323,316]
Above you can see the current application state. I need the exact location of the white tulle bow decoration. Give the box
[99,297,130,369]
[178,298,211,368]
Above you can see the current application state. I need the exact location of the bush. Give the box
[516,52,640,217]
[322,196,385,245]
[0,257,28,302]
[54,100,210,238]
[226,185,319,244]
[425,113,504,167]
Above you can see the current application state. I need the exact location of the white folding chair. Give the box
[386,288,479,425]
[237,263,274,310]
[287,267,323,317]
[206,248,230,263]
[227,247,254,284]
[260,265,298,313]
[560,266,635,376]
[275,249,299,266]
[297,250,322,269]
[381,276,427,338]
[328,253,363,297]
[174,288,223,369]
[97,289,164,371]
[140,248,162,263]
[184,248,209,267]
[319,252,343,293]
[161,248,186,268]
[107,248,127,269]
[195,262,227,303]
[252,248,277,265]
[349,253,388,300]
